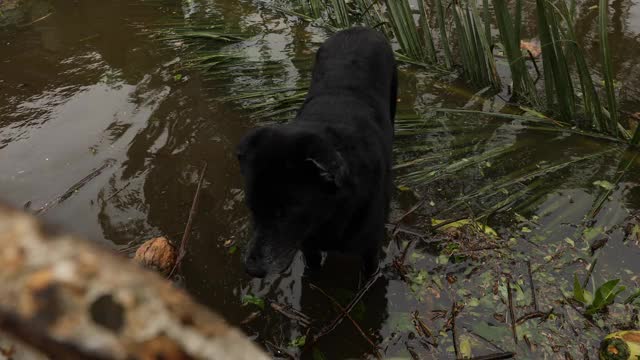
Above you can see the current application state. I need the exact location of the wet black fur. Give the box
[236,27,397,277]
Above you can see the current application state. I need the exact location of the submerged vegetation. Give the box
[165,0,638,142]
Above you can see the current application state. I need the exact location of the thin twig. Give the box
[304,269,382,351]
[386,223,441,244]
[104,181,131,202]
[35,159,115,215]
[392,238,415,280]
[392,198,428,233]
[455,245,506,253]
[563,298,603,332]
[515,310,551,325]
[506,280,518,344]
[398,238,414,265]
[450,301,460,359]
[168,162,207,277]
[526,49,541,85]
[270,303,312,328]
[240,311,261,325]
[17,12,54,28]
[467,352,516,360]
[411,311,433,341]
[526,260,538,312]
[309,284,381,359]
[405,342,421,360]
[464,327,506,353]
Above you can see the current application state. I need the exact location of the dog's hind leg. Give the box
[361,228,382,278]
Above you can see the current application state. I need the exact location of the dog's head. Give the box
[236,125,348,277]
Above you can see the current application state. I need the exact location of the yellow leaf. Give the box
[431,219,497,237]
[459,335,472,358]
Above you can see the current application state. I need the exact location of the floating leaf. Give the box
[593,180,615,190]
[583,226,605,242]
[460,335,472,358]
[241,294,265,310]
[432,218,497,237]
[289,335,306,348]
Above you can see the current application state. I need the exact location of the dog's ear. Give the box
[236,127,271,164]
[305,151,348,188]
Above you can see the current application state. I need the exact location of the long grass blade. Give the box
[599,0,619,136]
[435,0,454,68]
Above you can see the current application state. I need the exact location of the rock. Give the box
[0,204,269,360]
[133,237,177,276]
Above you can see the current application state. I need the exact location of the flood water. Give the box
[2,0,640,358]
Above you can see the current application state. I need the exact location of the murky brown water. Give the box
[2,0,640,358]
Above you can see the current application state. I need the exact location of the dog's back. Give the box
[238,27,397,277]
[303,27,397,129]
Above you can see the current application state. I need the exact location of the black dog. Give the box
[236,27,397,277]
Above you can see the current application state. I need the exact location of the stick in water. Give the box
[169,162,208,278]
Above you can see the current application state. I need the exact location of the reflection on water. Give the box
[2,0,640,358]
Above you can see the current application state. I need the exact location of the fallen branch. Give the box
[169,162,208,277]
[309,284,381,358]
